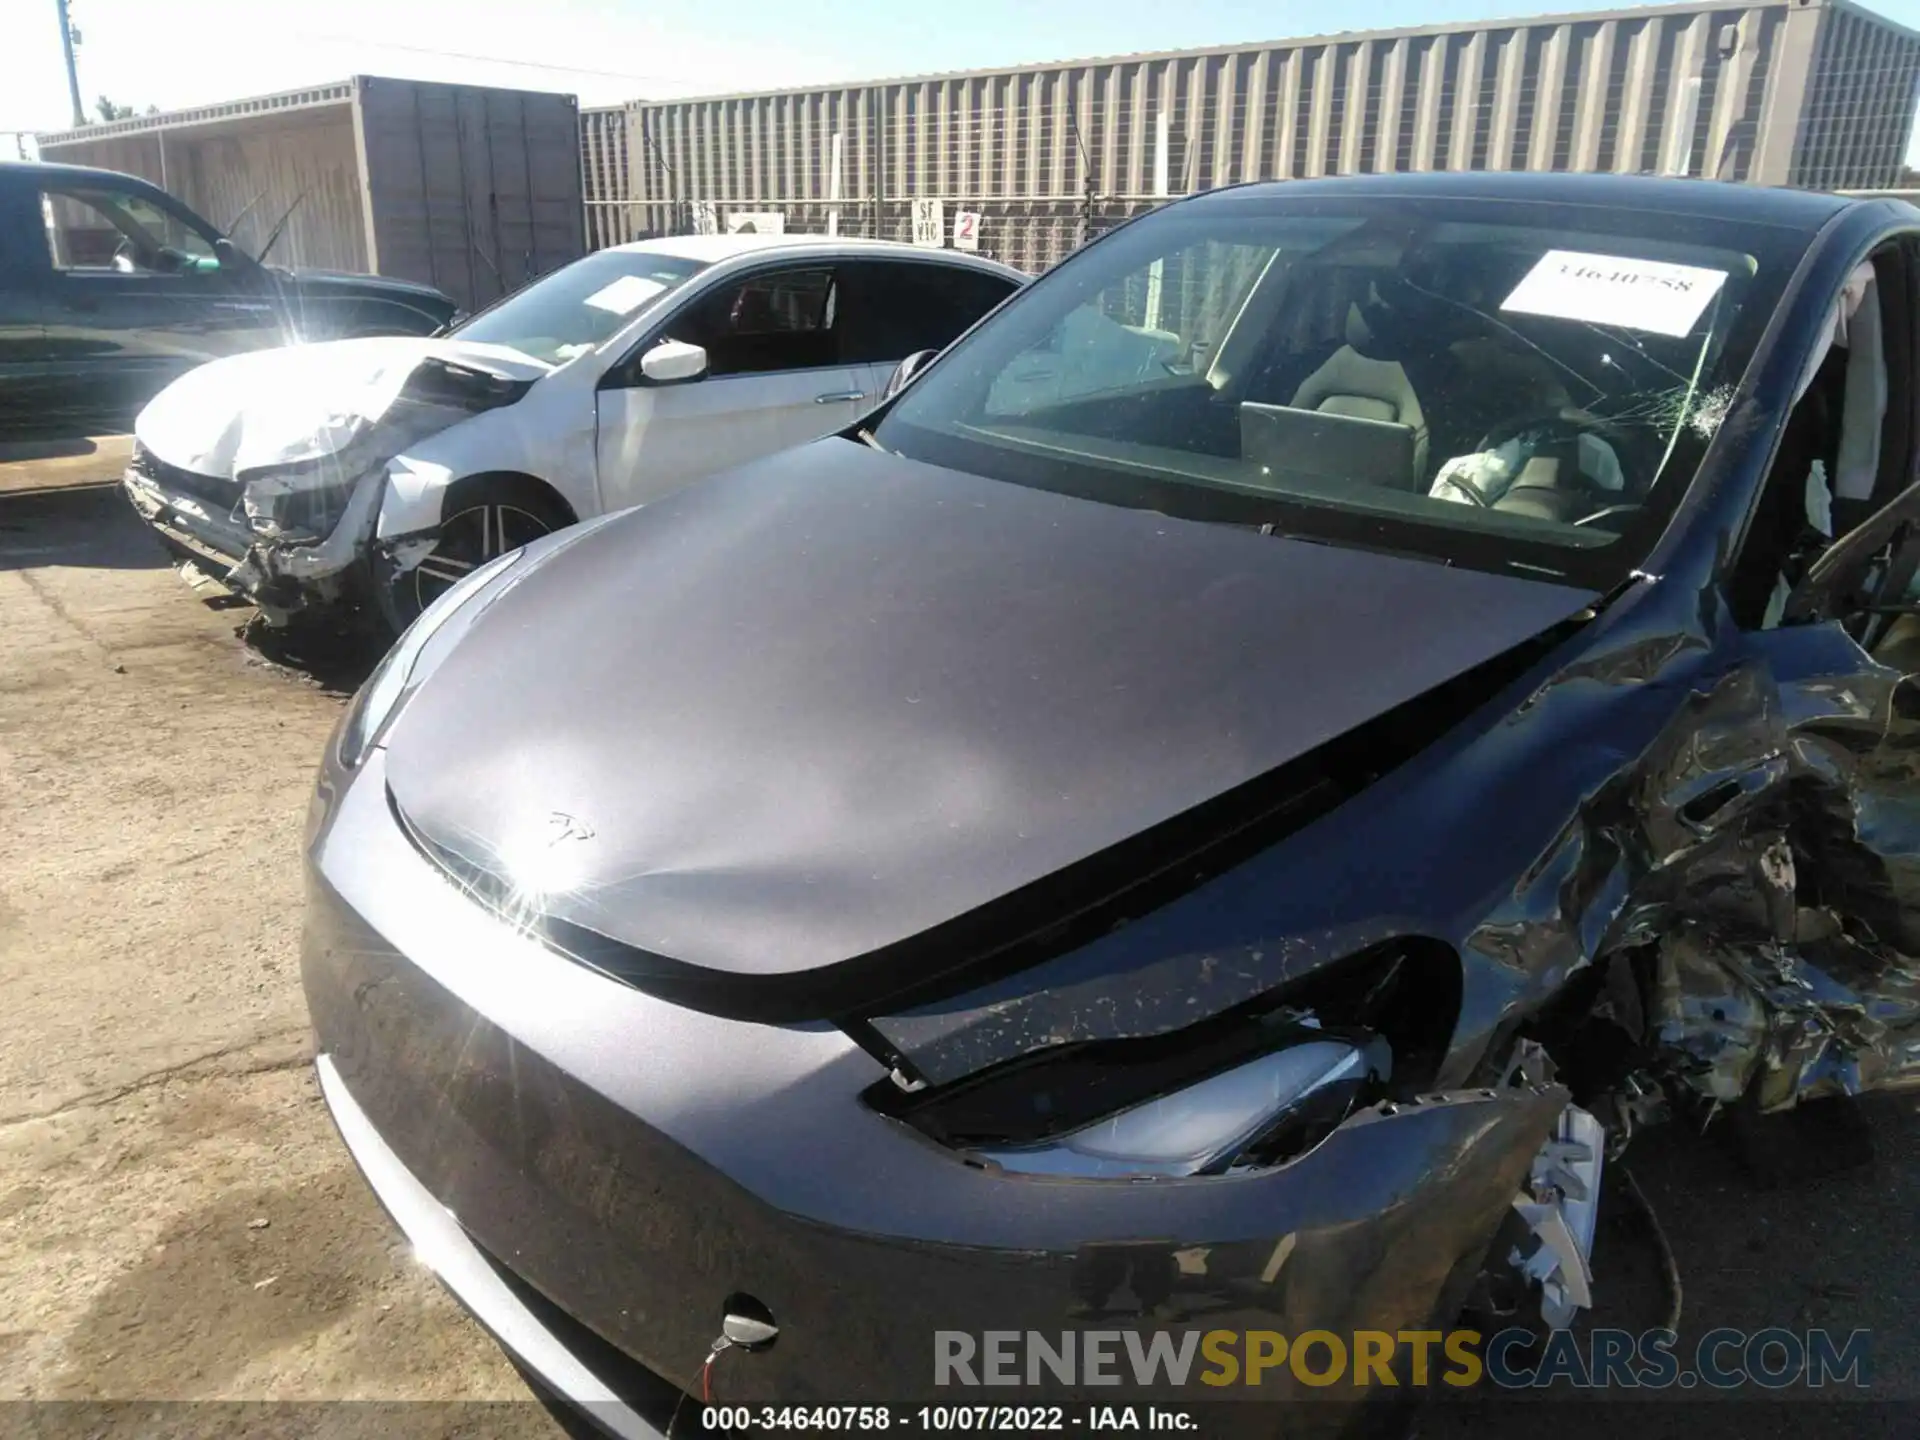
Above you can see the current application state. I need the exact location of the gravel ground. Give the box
[0,438,1913,1440]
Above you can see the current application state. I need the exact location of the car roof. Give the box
[610,232,1019,270]
[1189,171,1861,232]
[0,159,171,193]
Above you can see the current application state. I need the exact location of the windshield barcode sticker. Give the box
[1500,250,1729,338]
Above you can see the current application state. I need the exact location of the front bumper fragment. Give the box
[124,461,385,611]
[123,466,253,572]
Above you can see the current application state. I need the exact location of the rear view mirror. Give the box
[885,348,939,399]
[641,339,709,384]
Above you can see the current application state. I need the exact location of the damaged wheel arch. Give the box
[373,471,577,634]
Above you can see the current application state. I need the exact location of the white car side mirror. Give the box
[884,348,939,399]
[640,339,709,384]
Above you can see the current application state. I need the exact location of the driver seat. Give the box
[1289,304,1429,485]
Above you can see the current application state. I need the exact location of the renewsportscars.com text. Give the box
[933,1327,1871,1390]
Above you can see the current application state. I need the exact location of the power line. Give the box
[290,32,683,87]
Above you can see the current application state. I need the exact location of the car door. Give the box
[594,263,864,509]
[36,177,282,420]
[0,176,58,428]
[833,259,1023,398]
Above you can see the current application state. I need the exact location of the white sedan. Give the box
[123,234,1024,630]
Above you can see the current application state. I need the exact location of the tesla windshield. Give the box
[873,194,1805,582]
[452,249,709,364]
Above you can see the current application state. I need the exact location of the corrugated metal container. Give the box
[607,0,1920,271]
[36,76,586,310]
[581,104,642,248]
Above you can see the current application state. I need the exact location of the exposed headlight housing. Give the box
[875,940,1459,1180]
[241,460,381,542]
[977,1035,1389,1178]
[338,549,521,767]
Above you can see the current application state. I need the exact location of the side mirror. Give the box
[640,339,709,385]
[884,348,939,400]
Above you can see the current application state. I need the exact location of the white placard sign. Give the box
[911,198,946,248]
[689,200,718,236]
[952,210,982,251]
[582,275,667,315]
[726,210,785,234]
[1501,250,1729,338]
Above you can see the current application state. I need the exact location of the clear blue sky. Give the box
[6,0,1920,156]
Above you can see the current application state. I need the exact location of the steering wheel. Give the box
[1474,405,1632,457]
[1469,407,1642,524]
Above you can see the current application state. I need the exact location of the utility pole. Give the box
[55,0,85,128]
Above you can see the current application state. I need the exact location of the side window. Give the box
[837,262,1019,363]
[1732,244,1915,631]
[41,186,217,274]
[667,267,837,377]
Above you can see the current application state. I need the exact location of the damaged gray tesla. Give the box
[304,172,1920,1431]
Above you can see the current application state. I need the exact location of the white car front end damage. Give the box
[124,337,551,619]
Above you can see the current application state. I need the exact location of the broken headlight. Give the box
[878,941,1458,1179]
[977,1035,1389,1178]
[241,461,379,543]
[338,549,522,768]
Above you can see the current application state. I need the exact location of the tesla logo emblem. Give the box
[546,811,595,846]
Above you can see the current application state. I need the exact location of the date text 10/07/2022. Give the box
[700,1406,1198,1431]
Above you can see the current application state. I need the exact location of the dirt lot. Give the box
[0,437,1915,1437]
[0,439,559,1434]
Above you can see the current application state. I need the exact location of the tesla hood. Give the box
[383,439,1597,1015]
[135,336,549,480]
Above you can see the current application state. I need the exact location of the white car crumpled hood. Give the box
[135,337,551,479]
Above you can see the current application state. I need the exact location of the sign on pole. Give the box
[911,198,946,248]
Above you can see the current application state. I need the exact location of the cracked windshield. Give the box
[878,199,1792,580]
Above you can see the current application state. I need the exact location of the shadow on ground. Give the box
[0,484,170,575]
[0,435,105,463]
[238,608,388,696]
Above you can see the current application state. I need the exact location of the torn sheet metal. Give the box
[1654,915,1920,1110]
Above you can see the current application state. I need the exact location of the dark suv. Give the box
[0,160,458,431]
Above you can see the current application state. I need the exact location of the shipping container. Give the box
[581,103,643,248]
[599,0,1920,271]
[36,76,586,311]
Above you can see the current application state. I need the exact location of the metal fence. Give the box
[580,0,1920,272]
